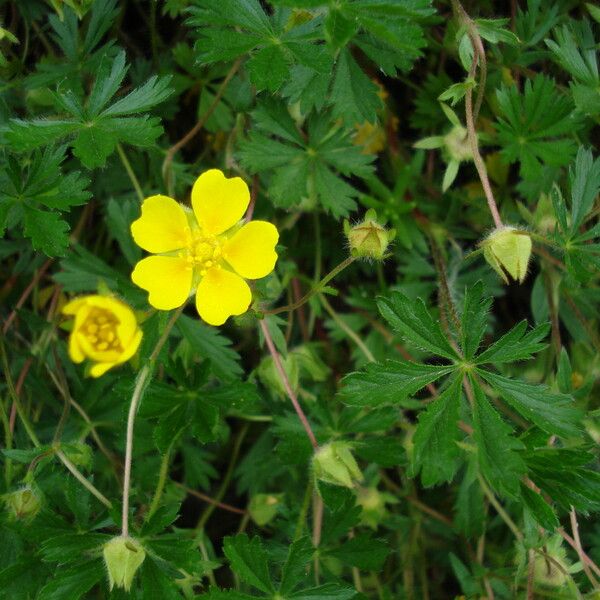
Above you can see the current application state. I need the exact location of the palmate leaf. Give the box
[494,75,582,179]
[474,321,549,364]
[470,377,526,499]
[0,146,90,257]
[238,99,374,217]
[479,370,582,438]
[188,0,329,92]
[411,374,463,486]
[7,51,172,169]
[460,281,492,360]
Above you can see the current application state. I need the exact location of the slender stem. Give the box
[452,0,503,229]
[294,479,313,540]
[319,294,375,363]
[478,475,523,541]
[56,450,112,508]
[174,481,246,515]
[121,307,182,537]
[264,256,356,316]
[570,507,599,589]
[312,493,324,584]
[117,143,144,203]
[162,58,242,194]
[259,320,319,450]
[196,423,249,531]
[147,446,172,520]
[558,527,600,579]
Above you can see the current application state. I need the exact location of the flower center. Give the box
[81,308,122,353]
[188,234,222,275]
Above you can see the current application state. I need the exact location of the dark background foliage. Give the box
[1,0,599,598]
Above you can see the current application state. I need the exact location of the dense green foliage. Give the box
[1,0,600,598]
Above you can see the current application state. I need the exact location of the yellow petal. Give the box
[191,169,250,235]
[118,330,143,364]
[223,221,279,280]
[195,267,252,326]
[131,256,192,310]
[131,195,191,253]
[68,333,85,363]
[89,362,118,378]
[62,297,88,315]
[77,332,123,363]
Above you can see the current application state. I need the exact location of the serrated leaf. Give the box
[460,281,491,360]
[475,321,549,364]
[479,370,582,438]
[326,533,389,570]
[340,361,454,406]
[176,315,242,380]
[377,293,459,360]
[412,375,463,486]
[279,537,313,595]
[471,378,526,498]
[223,534,274,594]
[22,206,70,257]
[520,483,558,530]
[37,560,103,600]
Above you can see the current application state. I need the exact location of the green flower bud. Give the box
[443,124,473,162]
[5,486,42,520]
[313,442,362,488]
[356,486,397,529]
[481,226,532,284]
[62,442,92,468]
[103,536,146,592]
[345,210,395,261]
[248,493,283,526]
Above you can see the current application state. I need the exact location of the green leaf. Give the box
[460,281,491,360]
[279,537,313,595]
[470,378,526,499]
[479,370,581,438]
[330,48,381,124]
[495,75,582,179]
[176,315,242,380]
[200,589,257,600]
[7,50,172,168]
[22,206,70,257]
[289,584,356,600]
[222,534,274,594]
[520,483,558,530]
[40,533,110,562]
[37,560,104,600]
[326,533,389,570]
[340,361,454,407]
[377,293,459,360]
[412,375,463,486]
[475,321,549,364]
[568,146,600,232]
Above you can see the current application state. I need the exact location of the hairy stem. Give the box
[259,319,319,450]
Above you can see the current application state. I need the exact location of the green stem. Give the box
[56,449,112,508]
[117,143,144,203]
[121,307,182,537]
[319,294,375,363]
[264,256,356,316]
[294,479,313,540]
[147,446,172,520]
[196,423,249,531]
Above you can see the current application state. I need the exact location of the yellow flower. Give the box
[62,295,143,377]
[130,169,279,326]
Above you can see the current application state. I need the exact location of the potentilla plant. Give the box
[1,0,600,599]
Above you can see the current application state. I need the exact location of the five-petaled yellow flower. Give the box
[62,295,143,377]
[130,169,279,326]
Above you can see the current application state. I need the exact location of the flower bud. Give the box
[443,124,473,163]
[345,210,395,261]
[248,493,283,526]
[103,536,146,592]
[481,226,532,284]
[5,486,42,520]
[313,442,362,488]
[357,486,396,529]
